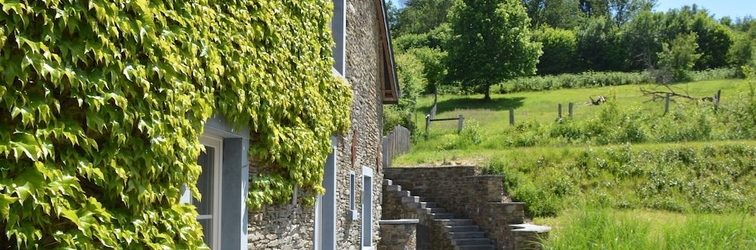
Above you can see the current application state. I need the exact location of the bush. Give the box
[499,71,653,93]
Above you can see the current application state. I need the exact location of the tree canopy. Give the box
[446,0,542,101]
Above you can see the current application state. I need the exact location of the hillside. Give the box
[392,78,756,248]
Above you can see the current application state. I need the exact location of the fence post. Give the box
[568,103,574,118]
[425,114,431,139]
[458,115,464,133]
[382,136,389,169]
[715,89,721,110]
[558,104,562,118]
[509,108,515,126]
[665,93,670,114]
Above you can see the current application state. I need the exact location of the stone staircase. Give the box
[382,168,551,250]
[387,180,496,250]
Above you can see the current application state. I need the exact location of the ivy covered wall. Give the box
[0,0,351,248]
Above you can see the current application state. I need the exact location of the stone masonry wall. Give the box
[384,166,526,249]
[247,203,316,249]
[378,219,418,250]
[246,0,387,247]
[336,0,384,247]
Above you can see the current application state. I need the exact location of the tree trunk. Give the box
[483,88,491,102]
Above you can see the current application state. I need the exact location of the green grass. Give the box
[395,78,756,248]
[540,206,756,250]
[416,79,749,133]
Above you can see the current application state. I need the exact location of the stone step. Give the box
[401,196,419,203]
[455,245,495,250]
[418,201,436,208]
[435,219,474,226]
[429,207,446,213]
[452,238,493,246]
[447,231,485,239]
[383,179,393,186]
[431,212,456,219]
[397,190,411,197]
[386,184,401,192]
[444,225,480,232]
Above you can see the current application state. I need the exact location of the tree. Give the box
[657,32,702,82]
[690,12,733,70]
[384,53,424,133]
[621,10,665,70]
[408,47,448,94]
[728,32,755,75]
[522,0,584,29]
[534,27,579,75]
[446,0,542,101]
[575,16,624,71]
[607,0,655,27]
[395,0,455,36]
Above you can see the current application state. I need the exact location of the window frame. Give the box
[197,135,224,249]
[361,166,374,249]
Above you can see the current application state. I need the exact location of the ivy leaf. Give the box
[9,132,41,160]
[0,194,19,219]
[12,164,45,203]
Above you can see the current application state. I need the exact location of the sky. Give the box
[654,0,755,19]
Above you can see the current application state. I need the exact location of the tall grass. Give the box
[544,206,756,250]
[499,68,739,94]
[482,143,756,217]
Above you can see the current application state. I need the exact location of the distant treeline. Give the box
[387,0,755,88]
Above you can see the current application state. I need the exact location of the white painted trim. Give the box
[199,135,223,250]
[315,136,338,250]
[314,195,322,250]
[331,0,346,76]
[361,166,374,249]
[362,166,373,178]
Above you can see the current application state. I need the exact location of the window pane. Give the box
[196,147,214,215]
[199,218,213,247]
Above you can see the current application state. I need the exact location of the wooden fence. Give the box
[424,90,464,137]
[382,125,411,169]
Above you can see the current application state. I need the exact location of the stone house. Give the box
[184,0,400,249]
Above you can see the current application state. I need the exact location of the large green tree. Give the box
[446,0,542,101]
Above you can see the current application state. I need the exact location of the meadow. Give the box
[394,76,756,249]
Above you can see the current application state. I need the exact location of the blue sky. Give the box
[655,0,755,19]
[389,0,755,19]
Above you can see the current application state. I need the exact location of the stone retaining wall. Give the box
[379,219,419,250]
[384,166,526,249]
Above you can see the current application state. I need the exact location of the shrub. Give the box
[499,71,653,93]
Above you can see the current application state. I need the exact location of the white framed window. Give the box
[332,0,346,76]
[195,135,223,249]
[349,171,358,220]
[315,137,338,250]
[361,166,374,249]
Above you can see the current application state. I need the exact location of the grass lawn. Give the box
[394,78,756,249]
[539,206,756,250]
[415,79,750,134]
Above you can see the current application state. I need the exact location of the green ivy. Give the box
[0,0,351,248]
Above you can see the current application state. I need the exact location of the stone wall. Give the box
[378,219,419,250]
[246,0,387,248]
[384,166,526,249]
[247,203,315,249]
[335,0,384,247]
